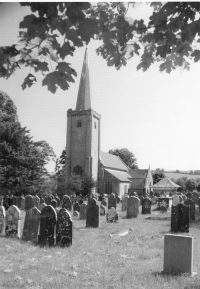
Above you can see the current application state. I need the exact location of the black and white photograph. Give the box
[0,1,200,288]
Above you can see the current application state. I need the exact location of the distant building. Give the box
[65,49,152,197]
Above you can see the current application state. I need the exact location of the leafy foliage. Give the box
[152,168,165,184]
[109,148,138,169]
[0,91,56,195]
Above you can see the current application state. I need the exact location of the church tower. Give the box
[66,49,101,184]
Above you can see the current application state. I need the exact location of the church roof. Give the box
[129,169,148,179]
[100,152,128,171]
[76,48,91,111]
[153,177,180,189]
[105,169,131,182]
[130,178,146,189]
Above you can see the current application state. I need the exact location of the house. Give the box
[128,167,153,197]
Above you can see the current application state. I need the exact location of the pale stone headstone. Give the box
[62,195,72,211]
[127,196,140,218]
[172,194,180,206]
[38,205,57,247]
[56,208,72,247]
[22,206,40,243]
[121,195,129,211]
[34,195,40,209]
[141,197,151,214]
[86,198,99,228]
[107,207,118,223]
[100,205,106,216]
[0,205,6,236]
[163,234,196,276]
[5,205,21,238]
[108,193,117,209]
[25,195,34,211]
[79,203,87,220]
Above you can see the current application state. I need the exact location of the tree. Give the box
[185,179,196,192]
[109,148,138,169]
[0,90,56,195]
[2,2,200,93]
[175,177,188,191]
[152,168,165,184]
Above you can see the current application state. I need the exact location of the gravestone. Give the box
[73,211,79,219]
[51,199,57,209]
[108,193,117,209]
[73,202,80,212]
[79,203,87,220]
[22,206,40,243]
[189,199,195,221]
[127,196,140,218]
[38,205,57,247]
[5,205,21,238]
[0,205,6,236]
[107,207,118,223]
[86,198,99,228]
[55,196,60,207]
[40,197,45,204]
[171,204,189,233]
[25,195,34,211]
[34,195,40,209]
[56,208,72,247]
[100,205,106,216]
[172,194,180,206]
[121,195,129,211]
[45,195,53,205]
[141,197,151,214]
[62,195,72,211]
[163,234,196,276]
[39,202,47,211]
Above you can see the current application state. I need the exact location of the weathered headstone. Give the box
[22,206,40,243]
[62,195,72,211]
[189,199,195,221]
[5,205,21,238]
[172,194,180,206]
[25,195,34,211]
[171,204,189,233]
[55,196,60,207]
[86,198,99,228]
[101,198,107,207]
[121,195,129,211]
[38,205,57,247]
[107,207,118,223]
[56,208,72,247]
[51,199,57,209]
[163,234,196,276]
[0,205,6,236]
[73,202,80,212]
[100,205,106,216]
[45,195,53,205]
[127,196,140,218]
[141,197,151,214]
[108,193,117,209]
[39,202,47,211]
[79,203,87,220]
[34,195,40,209]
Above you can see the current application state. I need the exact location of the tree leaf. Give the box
[21,73,37,90]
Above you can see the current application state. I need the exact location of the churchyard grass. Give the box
[1,206,200,289]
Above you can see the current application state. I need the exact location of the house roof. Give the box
[129,169,148,179]
[100,152,128,171]
[130,178,146,189]
[105,169,131,182]
[153,177,180,189]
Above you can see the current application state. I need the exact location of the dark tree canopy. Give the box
[152,168,165,184]
[109,148,138,169]
[1,2,200,93]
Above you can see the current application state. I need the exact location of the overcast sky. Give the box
[1,2,200,172]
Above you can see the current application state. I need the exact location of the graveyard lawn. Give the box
[1,207,200,289]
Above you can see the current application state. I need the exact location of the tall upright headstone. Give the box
[107,207,118,223]
[25,195,34,211]
[5,205,21,238]
[73,202,80,212]
[171,204,189,233]
[22,206,40,243]
[0,205,6,236]
[62,195,72,211]
[141,197,151,214]
[127,196,140,218]
[56,208,72,247]
[38,205,57,247]
[121,195,129,211]
[108,193,117,209]
[79,203,87,220]
[86,198,99,228]
[34,195,40,209]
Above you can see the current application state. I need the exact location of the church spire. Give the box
[76,48,91,111]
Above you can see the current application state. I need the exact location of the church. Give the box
[65,49,153,198]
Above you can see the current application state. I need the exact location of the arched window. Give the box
[77,120,82,127]
[73,165,83,176]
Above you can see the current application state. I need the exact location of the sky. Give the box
[1,2,200,172]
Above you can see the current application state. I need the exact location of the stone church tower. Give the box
[65,49,101,184]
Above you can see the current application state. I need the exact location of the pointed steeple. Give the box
[76,48,91,111]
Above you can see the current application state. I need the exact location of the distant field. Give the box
[1,205,200,289]
[165,171,200,181]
